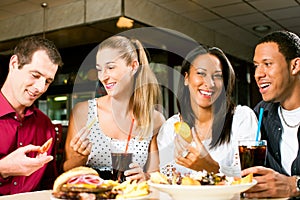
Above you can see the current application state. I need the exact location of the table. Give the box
[0,190,52,200]
[0,189,172,200]
[0,189,289,200]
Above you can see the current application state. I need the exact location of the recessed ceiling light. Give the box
[252,25,271,33]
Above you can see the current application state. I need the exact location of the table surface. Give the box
[0,189,172,200]
[0,189,290,200]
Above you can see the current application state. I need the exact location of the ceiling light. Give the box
[252,25,271,33]
[116,0,134,29]
[116,16,134,29]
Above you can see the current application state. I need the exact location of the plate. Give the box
[148,180,257,200]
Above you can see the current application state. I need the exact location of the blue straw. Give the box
[256,107,264,141]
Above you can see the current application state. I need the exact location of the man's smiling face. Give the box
[253,42,292,103]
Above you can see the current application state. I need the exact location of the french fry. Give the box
[231,173,253,185]
[150,171,169,184]
[39,138,53,153]
[181,176,200,185]
[113,180,150,199]
[102,180,119,187]
[240,173,253,184]
[86,117,97,130]
[231,177,241,185]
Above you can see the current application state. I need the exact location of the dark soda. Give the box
[239,145,267,170]
[111,153,132,182]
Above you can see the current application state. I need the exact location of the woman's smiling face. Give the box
[184,53,224,109]
[96,48,134,97]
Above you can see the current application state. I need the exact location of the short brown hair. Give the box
[13,36,63,69]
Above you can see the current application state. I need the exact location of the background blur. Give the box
[0,0,299,123]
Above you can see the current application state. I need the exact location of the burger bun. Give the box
[53,166,98,193]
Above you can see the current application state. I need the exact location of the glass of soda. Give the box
[110,139,133,182]
[238,140,267,170]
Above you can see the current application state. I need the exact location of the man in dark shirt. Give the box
[242,31,300,198]
[0,36,63,195]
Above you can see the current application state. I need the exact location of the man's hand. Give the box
[242,166,298,198]
[0,145,53,178]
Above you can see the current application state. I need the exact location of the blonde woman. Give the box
[63,36,165,181]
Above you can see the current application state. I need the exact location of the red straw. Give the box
[125,118,134,153]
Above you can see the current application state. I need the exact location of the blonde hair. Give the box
[98,36,161,138]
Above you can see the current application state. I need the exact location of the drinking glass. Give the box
[110,139,133,182]
[238,140,267,170]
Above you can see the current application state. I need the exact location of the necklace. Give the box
[279,106,300,128]
[194,124,212,141]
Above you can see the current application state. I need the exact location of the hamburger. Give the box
[52,166,118,200]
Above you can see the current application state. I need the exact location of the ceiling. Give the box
[149,0,300,47]
[0,0,300,57]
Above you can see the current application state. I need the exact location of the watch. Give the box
[295,176,300,192]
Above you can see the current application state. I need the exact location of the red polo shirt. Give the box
[0,92,58,195]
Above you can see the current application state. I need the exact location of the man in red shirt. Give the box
[0,36,63,195]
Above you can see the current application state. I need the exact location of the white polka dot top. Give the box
[86,98,152,171]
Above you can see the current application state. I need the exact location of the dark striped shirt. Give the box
[254,101,300,176]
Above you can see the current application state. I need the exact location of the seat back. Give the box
[53,123,64,175]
